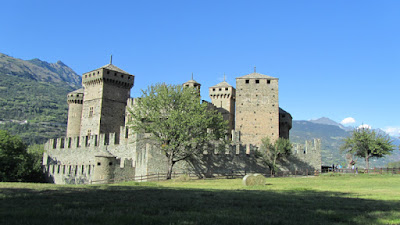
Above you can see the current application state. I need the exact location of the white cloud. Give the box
[383,127,400,137]
[341,117,356,125]
[357,124,371,130]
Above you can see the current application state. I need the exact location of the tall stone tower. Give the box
[80,63,134,137]
[209,80,236,134]
[66,89,84,137]
[235,71,279,146]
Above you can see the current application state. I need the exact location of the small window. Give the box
[97,71,99,74]
[219,88,222,91]
[89,107,94,117]
[255,80,260,84]
[97,162,101,166]
[121,75,124,78]
[267,80,271,84]
[245,80,249,84]
[107,71,110,74]
[213,88,215,91]
[114,72,117,76]
[109,162,113,166]
[225,88,228,91]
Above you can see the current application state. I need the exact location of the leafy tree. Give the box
[0,130,29,181]
[128,84,227,179]
[257,137,292,176]
[25,144,45,182]
[341,128,396,170]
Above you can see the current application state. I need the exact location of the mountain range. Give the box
[0,52,398,167]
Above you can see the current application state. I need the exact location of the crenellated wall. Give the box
[44,127,321,184]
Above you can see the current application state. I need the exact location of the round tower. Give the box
[66,89,84,137]
[183,73,201,96]
[92,151,116,184]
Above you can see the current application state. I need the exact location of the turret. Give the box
[66,89,84,137]
[209,79,236,135]
[183,73,201,96]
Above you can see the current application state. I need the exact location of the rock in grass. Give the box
[243,174,266,186]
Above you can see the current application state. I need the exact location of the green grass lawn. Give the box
[1,174,399,225]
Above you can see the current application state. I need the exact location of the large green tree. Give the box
[128,84,227,179]
[341,128,396,170]
[0,130,45,182]
[0,130,29,181]
[257,137,292,176]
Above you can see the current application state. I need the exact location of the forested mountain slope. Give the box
[0,53,81,144]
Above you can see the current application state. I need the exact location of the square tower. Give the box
[80,64,134,137]
[235,72,279,146]
[209,81,236,134]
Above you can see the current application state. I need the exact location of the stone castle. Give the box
[43,63,321,184]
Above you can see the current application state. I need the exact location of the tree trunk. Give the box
[166,157,175,180]
[365,152,369,173]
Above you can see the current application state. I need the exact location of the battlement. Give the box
[293,139,321,154]
[82,66,134,88]
[45,126,133,151]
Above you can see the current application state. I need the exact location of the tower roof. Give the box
[68,88,84,95]
[236,72,278,80]
[100,64,130,75]
[84,63,132,75]
[210,81,233,88]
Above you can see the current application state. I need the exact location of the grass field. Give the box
[1,173,399,225]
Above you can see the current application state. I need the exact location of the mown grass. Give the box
[1,174,399,225]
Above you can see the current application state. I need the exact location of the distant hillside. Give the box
[291,118,400,168]
[0,53,81,144]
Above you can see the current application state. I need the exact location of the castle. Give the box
[43,63,321,184]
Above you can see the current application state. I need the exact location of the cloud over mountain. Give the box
[341,117,356,125]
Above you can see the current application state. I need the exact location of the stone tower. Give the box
[235,72,279,146]
[209,80,236,134]
[183,74,201,96]
[66,89,84,137]
[80,63,134,137]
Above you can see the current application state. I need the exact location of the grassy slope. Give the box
[1,174,399,225]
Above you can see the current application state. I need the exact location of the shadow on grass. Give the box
[1,184,399,225]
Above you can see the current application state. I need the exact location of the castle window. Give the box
[121,75,124,78]
[82,165,84,174]
[63,165,65,174]
[213,88,215,91]
[97,71,99,74]
[128,76,131,79]
[245,80,249,84]
[255,80,260,84]
[88,165,91,175]
[267,80,271,84]
[107,70,110,74]
[109,162,113,166]
[219,88,222,91]
[97,162,101,166]
[89,107,94,117]
[75,165,78,175]
[57,165,60,174]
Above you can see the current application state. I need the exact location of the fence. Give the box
[323,167,400,175]
[91,169,319,184]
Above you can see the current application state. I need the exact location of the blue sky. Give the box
[1,0,399,135]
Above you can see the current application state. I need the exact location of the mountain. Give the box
[0,53,82,144]
[309,117,352,131]
[292,118,400,168]
[0,53,81,88]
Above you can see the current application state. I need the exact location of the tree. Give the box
[128,84,227,179]
[340,128,396,170]
[257,137,292,176]
[0,130,29,181]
